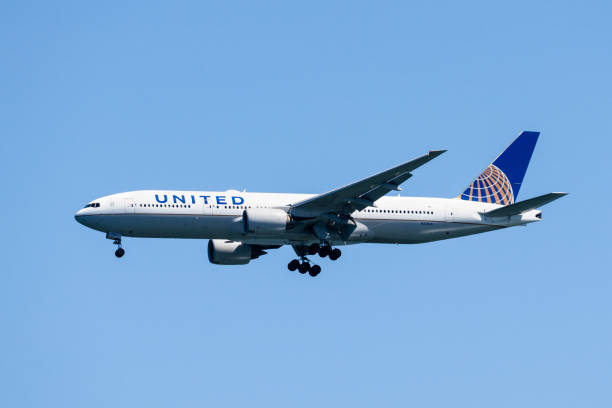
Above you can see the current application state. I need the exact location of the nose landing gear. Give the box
[106,232,125,258]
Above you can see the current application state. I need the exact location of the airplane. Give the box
[75,131,566,277]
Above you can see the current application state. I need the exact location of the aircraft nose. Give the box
[74,208,87,225]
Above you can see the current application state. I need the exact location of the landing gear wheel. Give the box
[329,248,341,261]
[307,243,320,255]
[318,246,331,258]
[288,259,300,271]
[115,248,125,258]
[298,262,310,274]
[309,265,321,277]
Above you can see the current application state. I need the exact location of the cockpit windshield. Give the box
[83,203,100,208]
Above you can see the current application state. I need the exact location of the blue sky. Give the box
[1,1,610,407]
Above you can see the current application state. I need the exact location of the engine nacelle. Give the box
[242,208,289,235]
[207,239,253,265]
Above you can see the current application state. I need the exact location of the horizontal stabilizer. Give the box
[482,192,568,217]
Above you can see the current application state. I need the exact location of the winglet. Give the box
[429,149,447,157]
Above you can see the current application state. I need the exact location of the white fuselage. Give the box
[74,190,541,246]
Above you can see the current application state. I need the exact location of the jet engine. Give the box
[207,239,266,265]
[242,208,289,235]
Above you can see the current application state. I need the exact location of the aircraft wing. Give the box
[289,150,446,218]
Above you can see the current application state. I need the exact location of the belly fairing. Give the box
[86,212,501,245]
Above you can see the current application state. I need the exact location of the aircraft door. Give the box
[445,205,455,223]
[125,198,137,214]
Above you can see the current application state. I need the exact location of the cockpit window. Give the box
[83,203,100,208]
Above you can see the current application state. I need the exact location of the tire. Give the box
[318,246,330,257]
[329,248,341,261]
[115,248,125,258]
[307,243,320,255]
[309,265,321,277]
[288,259,300,271]
[298,263,309,274]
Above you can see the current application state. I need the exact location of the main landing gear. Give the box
[287,258,321,277]
[288,243,342,277]
[306,243,342,260]
[106,232,125,258]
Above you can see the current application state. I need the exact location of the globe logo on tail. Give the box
[460,164,514,205]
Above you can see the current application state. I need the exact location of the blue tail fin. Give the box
[459,131,539,205]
